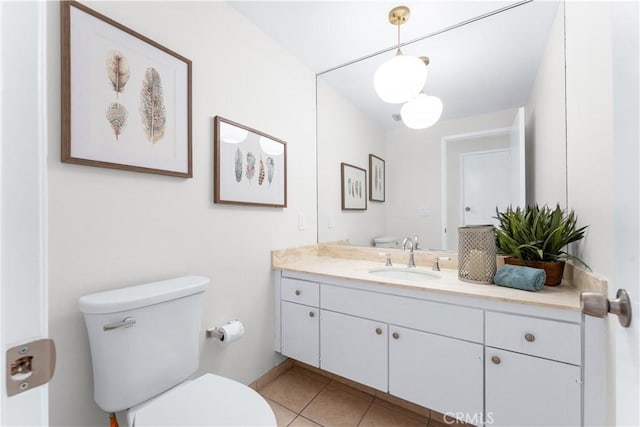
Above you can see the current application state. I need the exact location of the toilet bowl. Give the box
[128,374,275,426]
[79,276,275,426]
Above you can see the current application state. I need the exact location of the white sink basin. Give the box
[368,267,441,282]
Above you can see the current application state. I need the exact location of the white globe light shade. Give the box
[400,93,443,129]
[220,122,248,144]
[374,54,428,104]
[259,136,284,156]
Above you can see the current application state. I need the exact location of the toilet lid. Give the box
[131,374,276,426]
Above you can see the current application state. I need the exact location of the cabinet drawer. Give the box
[485,312,581,365]
[281,277,319,307]
[321,285,483,343]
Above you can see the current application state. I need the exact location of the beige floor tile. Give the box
[374,393,430,419]
[371,398,429,423]
[331,375,379,398]
[265,398,297,427]
[328,379,376,402]
[289,415,324,427]
[301,386,372,427]
[260,370,326,413]
[359,404,428,427]
[291,365,332,384]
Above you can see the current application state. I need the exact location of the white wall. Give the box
[317,79,386,246]
[385,109,517,250]
[525,3,567,208]
[46,2,316,426]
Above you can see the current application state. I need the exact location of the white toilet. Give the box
[79,276,276,426]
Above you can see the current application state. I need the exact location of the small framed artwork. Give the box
[369,154,385,202]
[214,116,287,208]
[341,163,367,210]
[61,1,192,177]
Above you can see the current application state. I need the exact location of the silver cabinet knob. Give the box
[465,206,471,212]
[491,356,501,365]
[295,290,301,296]
[309,311,315,318]
[524,333,535,342]
[392,332,400,340]
[375,328,382,335]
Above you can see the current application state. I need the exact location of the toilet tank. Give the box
[79,276,209,413]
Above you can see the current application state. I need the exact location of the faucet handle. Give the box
[432,256,451,272]
[379,252,392,267]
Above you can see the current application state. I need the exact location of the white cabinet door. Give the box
[389,326,484,425]
[320,310,387,391]
[486,348,581,427]
[281,301,319,367]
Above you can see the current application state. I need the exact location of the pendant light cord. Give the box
[396,23,402,55]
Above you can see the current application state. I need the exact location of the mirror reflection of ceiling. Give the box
[232,1,559,130]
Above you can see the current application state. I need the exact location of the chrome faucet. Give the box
[402,237,416,268]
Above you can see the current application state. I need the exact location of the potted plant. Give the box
[495,204,588,286]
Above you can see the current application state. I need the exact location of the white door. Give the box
[611,3,639,425]
[461,149,512,227]
[389,326,483,425]
[320,310,387,391]
[281,302,319,367]
[0,1,50,425]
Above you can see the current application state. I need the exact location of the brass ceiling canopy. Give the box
[388,6,410,26]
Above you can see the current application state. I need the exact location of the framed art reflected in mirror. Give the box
[369,154,385,202]
[214,116,287,208]
[341,163,367,211]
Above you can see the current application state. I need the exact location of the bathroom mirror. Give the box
[317,1,567,249]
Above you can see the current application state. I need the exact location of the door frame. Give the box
[440,127,510,250]
[0,1,49,425]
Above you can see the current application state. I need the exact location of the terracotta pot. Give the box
[503,257,566,286]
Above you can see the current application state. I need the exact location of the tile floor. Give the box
[256,364,452,427]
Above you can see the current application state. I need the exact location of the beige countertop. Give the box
[272,244,608,311]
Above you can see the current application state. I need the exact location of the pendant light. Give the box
[400,91,443,129]
[373,6,427,104]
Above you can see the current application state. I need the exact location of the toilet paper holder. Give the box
[205,319,244,344]
[206,327,224,340]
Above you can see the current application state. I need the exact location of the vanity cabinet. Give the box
[389,325,484,419]
[320,310,388,391]
[280,278,319,367]
[484,311,582,426]
[275,271,586,426]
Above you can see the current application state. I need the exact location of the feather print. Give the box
[105,102,128,140]
[246,152,256,183]
[139,67,166,143]
[266,157,275,186]
[234,147,243,182]
[258,157,265,186]
[106,50,130,97]
[348,178,352,197]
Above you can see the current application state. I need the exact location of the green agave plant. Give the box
[495,204,589,268]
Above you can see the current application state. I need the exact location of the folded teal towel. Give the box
[493,265,546,292]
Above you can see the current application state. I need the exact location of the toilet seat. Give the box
[129,374,276,426]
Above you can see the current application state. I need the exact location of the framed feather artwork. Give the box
[341,163,367,211]
[369,154,385,202]
[61,1,192,177]
[214,116,287,208]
